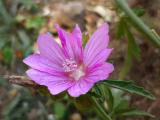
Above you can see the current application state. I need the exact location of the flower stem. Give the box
[115,0,160,48]
[91,96,112,120]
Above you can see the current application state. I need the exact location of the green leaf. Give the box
[121,109,154,118]
[119,51,132,79]
[3,47,13,64]
[54,102,66,119]
[119,21,141,79]
[100,80,155,100]
[114,99,129,113]
[126,26,141,60]
[116,18,125,39]
[132,8,145,17]
[94,84,103,97]
[17,30,30,49]
[25,16,45,29]
[106,88,114,112]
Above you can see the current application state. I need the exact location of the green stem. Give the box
[115,0,160,47]
[91,96,112,120]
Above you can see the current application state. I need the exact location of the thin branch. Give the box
[7,75,41,88]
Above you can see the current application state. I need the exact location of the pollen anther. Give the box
[63,58,78,72]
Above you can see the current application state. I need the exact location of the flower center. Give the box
[62,58,78,72]
[70,65,85,81]
[62,58,85,80]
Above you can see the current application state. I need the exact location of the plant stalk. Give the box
[115,0,160,47]
[91,96,112,120]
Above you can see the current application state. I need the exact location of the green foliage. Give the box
[0,0,40,67]
[116,18,125,39]
[25,16,45,29]
[2,88,49,120]
[118,19,141,79]
[91,79,155,119]
[117,16,141,79]
[3,47,13,64]
[116,0,160,80]
[126,26,141,60]
[115,0,160,47]
[101,80,155,100]
[132,8,145,17]
[54,102,66,119]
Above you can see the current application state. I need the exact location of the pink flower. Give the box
[23,23,114,97]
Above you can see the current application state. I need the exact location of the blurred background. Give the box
[0,0,160,120]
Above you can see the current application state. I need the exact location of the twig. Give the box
[7,75,41,88]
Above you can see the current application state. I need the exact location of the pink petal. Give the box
[37,33,65,65]
[26,69,74,95]
[72,24,82,46]
[88,48,113,67]
[86,63,114,83]
[23,54,63,75]
[48,80,74,95]
[71,24,83,63]
[55,24,74,59]
[68,79,94,97]
[55,24,83,63]
[84,23,109,66]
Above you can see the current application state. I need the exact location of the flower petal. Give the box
[37,33,65,65]
[84,23,109,66]
[55,24,74,59]
[72,24,83,62]
[88,48,113,67]
[26,69,74,95]
[68,79,94,97]
[55,24,83,63]
[48,80,74,95]
[72,24,82,46]
[23,54,63,75]
[86,63,114,83]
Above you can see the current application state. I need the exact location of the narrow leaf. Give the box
[132,8,145,17]
[116,18,125,39]
[100,80,155,100]
[119,51,132,79]
[121,109,154,118]
[126,25,141,60]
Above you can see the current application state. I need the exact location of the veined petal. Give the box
[23,54,63,75]
[55,24,74,59]
[72,24,83,63]
[48,80,74,95]
[84,23,109,66]
[88,48,113,67]
[72,24,82,46]
[26,69,74,95]
[68,79,94,97]
[86,63,114,83]
[55,24,83,63]
[37,33,65,65]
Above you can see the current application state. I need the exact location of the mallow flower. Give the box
[23,23,114,97]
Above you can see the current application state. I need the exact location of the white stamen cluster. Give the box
[63,58,78,72]
[70,66,85,80]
